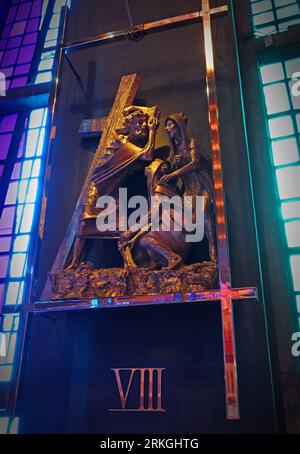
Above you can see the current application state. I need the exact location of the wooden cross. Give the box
[39,1,258,421]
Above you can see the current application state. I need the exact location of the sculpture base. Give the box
[49,261,218,300]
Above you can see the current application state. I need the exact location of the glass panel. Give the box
[282,201,300,219]
[271,137,299,166]
[290,255,300,291]
[260,63,285,84]
[263,83,290,114]
[0,255,9,278]
[285,220,300,247]
[268,116,294,138]
[276,166,300,199]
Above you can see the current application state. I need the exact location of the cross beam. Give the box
[47,5,228,54]
[39,0,259,421]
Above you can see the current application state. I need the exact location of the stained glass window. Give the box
[250,0,300,36]
[0,108,48,313]
[0,0,43,90]
[0,0,71,89]
[0,0,72,434]
[260,56,300,326]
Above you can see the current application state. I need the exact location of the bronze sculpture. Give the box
[66,105,160,269]
[119,158,188,270]
[163,113,217,262]
[51,108,218,298]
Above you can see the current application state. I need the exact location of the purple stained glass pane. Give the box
[17,45,35,64]
[0,133,13,160]
[26,18,39,33]
[0,284,5,310]
[18,132,26,158]
[0,255,9,278]
[12,162,21,179]
[14,64,30,75]
[11,76,28,88]
[0,236,12,253]
[0,206,15,235]
[31,0,42,18]
[5,78,11,90]
[2,48,18,67]
[0,52,3,64]
[10,21,26,37]
[16,3,31,21]
[2,24,12,38]
[7,6,18,24]
[2,67,14,78]
[7,36,22,49]
[0,40,7,51]
[0,114,18,133]
[23,32,38,46]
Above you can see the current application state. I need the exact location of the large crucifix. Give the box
[39,1,258,421]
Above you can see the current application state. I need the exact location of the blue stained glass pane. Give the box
[25,129,39,157]
[44,40,57,49]
[7,332,17,362]
[26,178,39,203]
[5,281,24,305]
[36,127,46,156]
[38,58,54,71]
[21,160,33,179]
[46,28,58,41]
[29,109,45,129]
[13,235,29,252]
[10,253,26,278]
[0,418,9,434]
[50,13,60,28]
[32,159,41,177]
[18,180,30,203]
[0,366,13,382]
[5,181,18,205]
[9,418,19,435]
[16,204,35,233]
[35,71,52,83]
